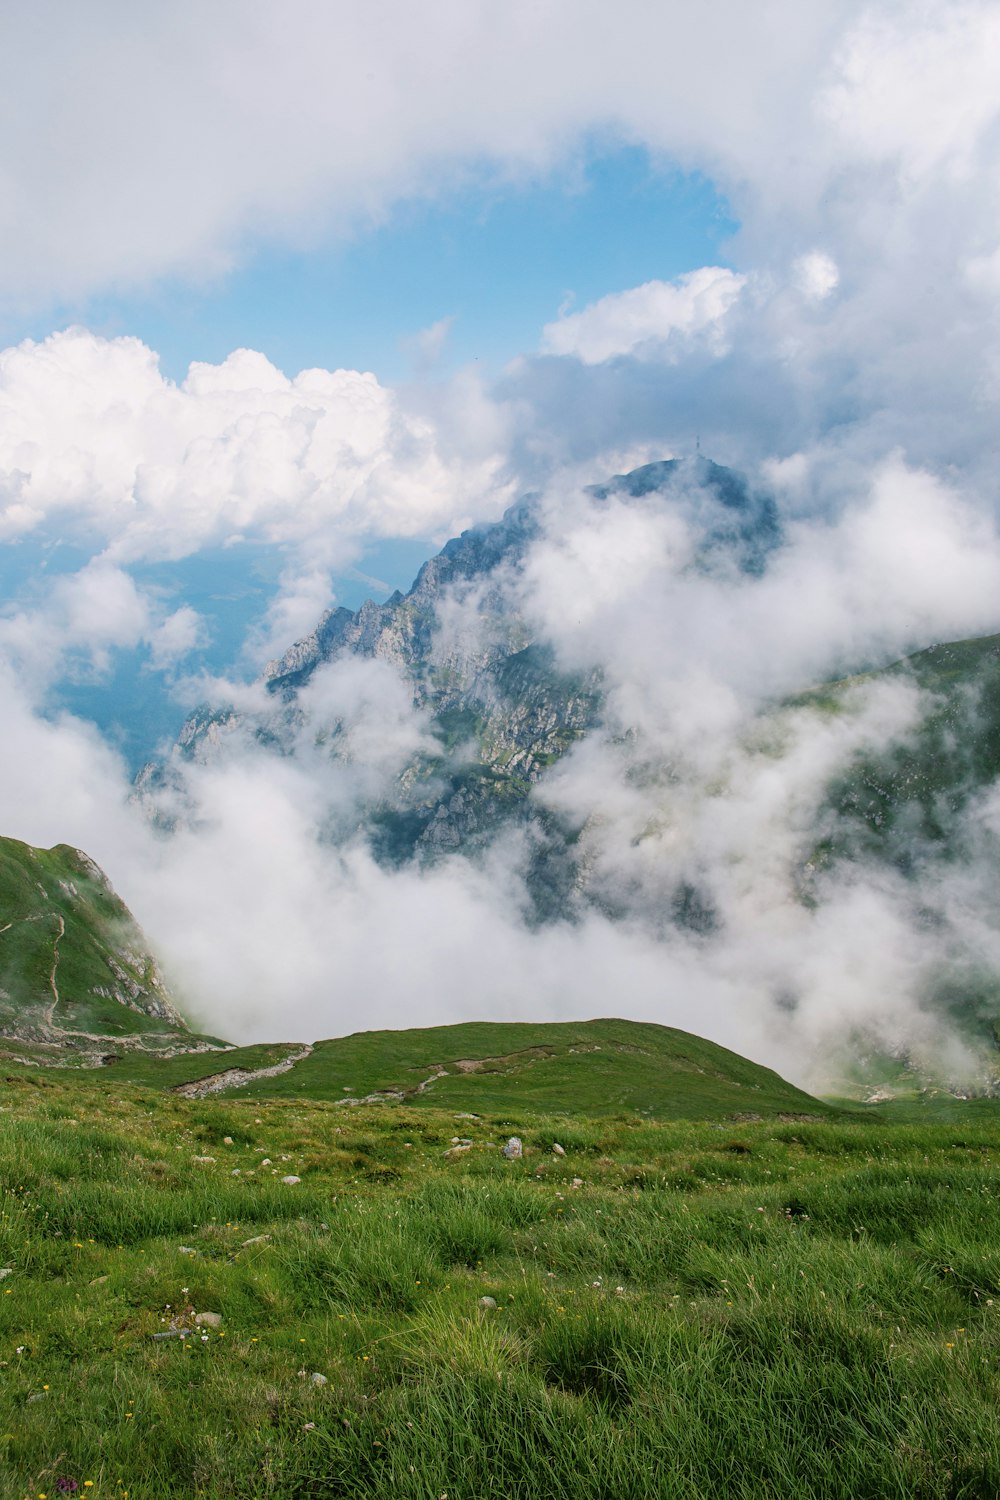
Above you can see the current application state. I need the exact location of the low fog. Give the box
[1,455,1000,1091]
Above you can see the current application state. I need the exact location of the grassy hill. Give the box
[0,836,222,1066]
[1,1069,998,1497]
[95,1017,835,1121]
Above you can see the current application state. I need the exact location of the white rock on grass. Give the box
[195,1311,222,1328]
[310,1372,328,1386]
[282,1175,302,1185]
[552,1143,565,1157]
[501,1137,522,1159]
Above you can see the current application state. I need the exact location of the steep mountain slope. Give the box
[152,456,779,874]
[0,837,222,1066]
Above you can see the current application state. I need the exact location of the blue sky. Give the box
[0,143,739,766]
[15,147,735,386]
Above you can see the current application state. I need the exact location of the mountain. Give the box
[151,456,779,887]
[0,836,222,1067]
[143,457,1000,1074]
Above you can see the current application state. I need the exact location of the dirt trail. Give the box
[43,915,65,1028]
[174,1046,315,1098]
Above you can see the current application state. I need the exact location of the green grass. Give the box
[134,1017,835,1119]
[1,1071,1000,1497]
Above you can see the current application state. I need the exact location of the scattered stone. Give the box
[309,1372,328,1386]
[444,1144,471,1159]
[231,1168,241,1176]
[570,1177,584,1189]
[479,1296,497,1309]
[178,1246,198,1255]
[260,1158,272,1166]
[501,1137,522,1159]
[282,1175,302,1185]
[27,1391,48,1403]
[192,1156,215,1164]
[0,1268,12,1279]
[241,1234,271,1247]
[552,1143,565,1157]
[454,1113,479,1120]
[89,1274,109,1286]
[223,1136,234,1145]
[194,1311,222,1328]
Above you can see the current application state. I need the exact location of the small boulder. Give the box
[479,1296,497,1310]
[501,1137,523,1160]
[282,1175,302,1185]
[444,1144,471,1159]
[242,1234,271,1247]
[552,1143,566,1157]
[223,1136,234,1146]
[570,1177,584,1189]
[309,1371,328,1386]
[194,1311,222,1328]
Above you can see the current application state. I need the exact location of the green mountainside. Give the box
[0,836,222,1067]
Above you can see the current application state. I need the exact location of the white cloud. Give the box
[0,2,853,309]
[794,251,839,302]
[148,606,205,670]
[0,328,515,564]
[540,268,747,364]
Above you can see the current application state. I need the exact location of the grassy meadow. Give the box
[1,1066,999,1497]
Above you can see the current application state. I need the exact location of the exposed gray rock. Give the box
[501,1137,522,1159]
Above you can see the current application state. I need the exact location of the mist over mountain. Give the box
[124,455,1000,1091]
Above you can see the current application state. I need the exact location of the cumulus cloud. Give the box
[0,330,514,561]
[0,2,854,309]
[540,268,747,364]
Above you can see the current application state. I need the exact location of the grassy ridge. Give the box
[0,837,192,1053]
[98,1018,834,1121]
[1,1072,999,1496]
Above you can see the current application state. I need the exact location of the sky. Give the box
[1,0,1000,1079]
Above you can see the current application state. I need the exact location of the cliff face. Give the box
[161,457,777,877]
